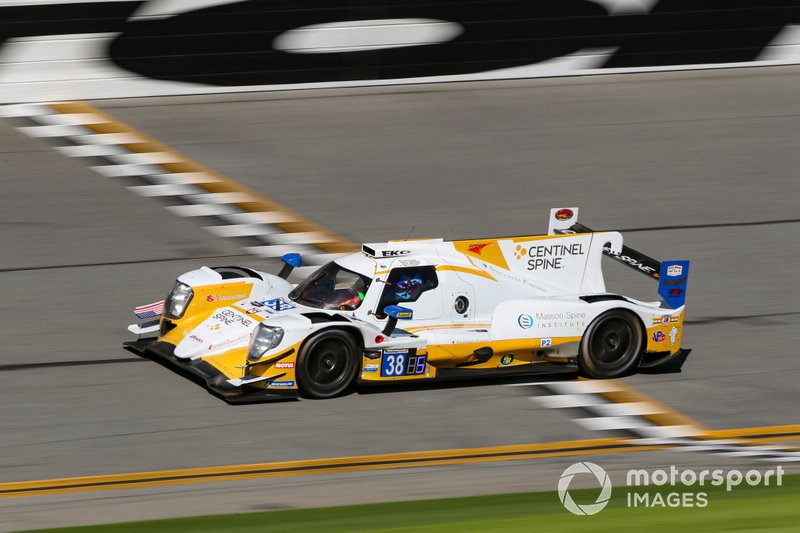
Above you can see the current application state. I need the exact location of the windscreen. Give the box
[289,262,371,311]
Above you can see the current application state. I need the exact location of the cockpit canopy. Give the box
[289,262,372,311]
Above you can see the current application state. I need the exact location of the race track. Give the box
[2,66,799,530]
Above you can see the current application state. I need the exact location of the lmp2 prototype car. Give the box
[125,208,690,403]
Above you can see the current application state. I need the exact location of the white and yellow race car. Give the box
[125,208,690,403]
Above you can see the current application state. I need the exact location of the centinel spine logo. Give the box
[558,462,612,516]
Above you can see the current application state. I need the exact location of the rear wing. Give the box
[548,207,689,309]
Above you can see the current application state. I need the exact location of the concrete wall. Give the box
[1,0,799,102]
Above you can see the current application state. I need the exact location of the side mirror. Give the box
[278,253,302,279]
[382,305,413,336]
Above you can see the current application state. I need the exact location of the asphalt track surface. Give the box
[2,66,799,530]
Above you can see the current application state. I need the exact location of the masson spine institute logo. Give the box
[558,462,612,516]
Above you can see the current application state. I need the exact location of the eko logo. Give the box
[517,314,534,329]
[558,462,612,516]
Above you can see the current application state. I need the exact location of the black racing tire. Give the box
[578,309,644,379]
[296,329,360,399]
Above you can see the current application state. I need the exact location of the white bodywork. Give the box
[131,208,687,388]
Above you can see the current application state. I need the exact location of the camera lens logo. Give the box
[517,314,534,329]
[558,462,612,516]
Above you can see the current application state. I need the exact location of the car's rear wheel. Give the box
[296,330,359,399]
[579,309,644,379]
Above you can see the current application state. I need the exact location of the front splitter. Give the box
[123,339,298,404]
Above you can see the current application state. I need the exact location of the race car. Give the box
[125,208,690,403]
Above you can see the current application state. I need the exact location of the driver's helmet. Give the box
[394,276,424,300]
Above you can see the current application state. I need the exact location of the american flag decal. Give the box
[134,300,165,319]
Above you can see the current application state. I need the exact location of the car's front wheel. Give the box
[296,330,360,399]
[578,309,644,379]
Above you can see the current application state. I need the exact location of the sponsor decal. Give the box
[652,331,666,343]
[500,354,515,366]
[398,259,421,267]
[268,380,296,388]
[514,243,585,270]
[534,311,587,331]
[189,335,204,343]
[245,308,262,314]
[206,293,246,303]
[604,247,659,275]
[668,288,683,296]
[669,326,679,347]
[467,242,490,255]
[381,250,410,257]
[653,315,679,325]
[667,264,684,277]
[554,208,574,221]
[212,308,255,328]
[363,362,379,373]
[540,338,552,347]
[250,298,296,313]
[209,323,221,331]
[517,314,534,329]
[274,361,295,369]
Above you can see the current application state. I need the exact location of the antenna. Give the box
[403,225,416,241]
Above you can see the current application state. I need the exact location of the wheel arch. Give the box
[578,306,647,379]
[302,324,365,353]
[583,304,648,351]
[616,307,649,354]
[295,325,363,399]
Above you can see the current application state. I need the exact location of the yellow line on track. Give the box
[47,101,357,255]
[2,425,798,499]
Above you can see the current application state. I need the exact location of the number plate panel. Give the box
[380,348,426,377]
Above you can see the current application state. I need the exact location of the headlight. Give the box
[247,325,284,361]
[164,281,194,319]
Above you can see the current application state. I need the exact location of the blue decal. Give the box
[251,298,296,313]
[658,260,690,309]
[385,305,413,320]
[380,349,425,377]
[517,314,534,329]
[268,380,296,387]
